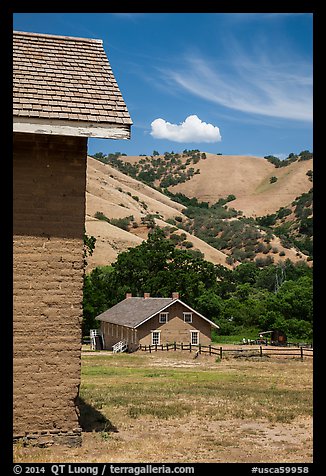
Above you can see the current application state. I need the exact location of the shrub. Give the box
[298,150,313,161]
[226,255,236,265]
[255,255,274,267]
[110,216,134,231]
[170,234,182,243]
[306,170,313,182]
[276,207,292,220]
[256,214,277,227]
[94,211,109,222]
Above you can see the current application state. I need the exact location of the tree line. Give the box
[83,229,312,341]
[264,150,313,167]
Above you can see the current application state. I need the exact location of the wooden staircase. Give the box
[112,340,128,353]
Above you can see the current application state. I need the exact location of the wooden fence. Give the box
[138,342,313,360]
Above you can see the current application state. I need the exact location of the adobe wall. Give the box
[101,322,139,352]
[13,132,87,447]
[137,302,212,346]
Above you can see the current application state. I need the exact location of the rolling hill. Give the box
[85,157,231,271]
[122,152,313,217]
[172,153,313,217]
[85,152,313,272]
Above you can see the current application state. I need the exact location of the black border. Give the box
[4,3,321,474]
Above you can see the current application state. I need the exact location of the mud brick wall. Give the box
[13,132,87,445]
[137,302,212,346]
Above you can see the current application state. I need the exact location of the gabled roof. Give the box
[96,297,219,329]
[13,31,132,139]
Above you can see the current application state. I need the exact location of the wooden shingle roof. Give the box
[13,31,132,139]
[96,297,175,328]
[96,297,220,329]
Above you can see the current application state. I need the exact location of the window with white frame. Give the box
[151,331,161,345]
[159,312,169,323]
[183,312,193,323]
[190,330,199,345]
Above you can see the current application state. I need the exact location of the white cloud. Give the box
[150,115,222,143]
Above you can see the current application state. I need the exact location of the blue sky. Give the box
[13,13,313,159]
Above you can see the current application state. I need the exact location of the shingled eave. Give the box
[13,30,132,139]
[13,116,131,139]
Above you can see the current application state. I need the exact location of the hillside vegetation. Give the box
[86,150,313,270]
[84,150,313,342]
[96,150,312,217]
[86,156,231,271]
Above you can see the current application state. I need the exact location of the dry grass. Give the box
[85,154,312,270]
[14,350,313,463]
[172,153,312,217]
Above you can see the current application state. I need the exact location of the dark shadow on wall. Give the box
[76,397,118,433]
[13,132,87,240]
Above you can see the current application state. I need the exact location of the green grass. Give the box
[212,330,260,344]
[213,334,250,344]
[14,351,313,464]
[80,352,312,425]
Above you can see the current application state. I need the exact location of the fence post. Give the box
[166,343,169,351]
[209,344,211,355]
[219,347,223,359]
[181,342,183,351]
[260,345,263,357]
[174,341,176,351]
[189,343,192,353]
[300,346,304,361]
[149,345,151,353]
[199,343,201,354]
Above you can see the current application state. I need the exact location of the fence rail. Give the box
[138,342,313,360]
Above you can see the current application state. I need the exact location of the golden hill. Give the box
[85,153,312,272]
[168,153,313,217]
[85,157,232,271]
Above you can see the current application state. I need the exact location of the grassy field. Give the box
[14,349,313,463]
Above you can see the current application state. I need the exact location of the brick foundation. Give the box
[13,428,82,448]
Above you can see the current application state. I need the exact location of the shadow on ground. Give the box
[77,397,118,433]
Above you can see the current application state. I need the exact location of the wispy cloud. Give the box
[150,115,222,143]
[217,13,312,24]
[160,46,312,122]
[109,13,148,22]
